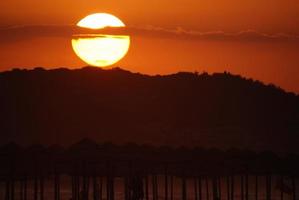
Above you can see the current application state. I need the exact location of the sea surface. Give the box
[0,175,296,200]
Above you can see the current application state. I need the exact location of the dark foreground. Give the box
[1,67,298,152]
[0,140,298,200]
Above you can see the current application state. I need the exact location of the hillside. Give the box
[0,67,298,152]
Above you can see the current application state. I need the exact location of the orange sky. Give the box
[1,0,299,33]
[0,0,299,93]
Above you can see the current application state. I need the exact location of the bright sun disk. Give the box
[72,13,130,67]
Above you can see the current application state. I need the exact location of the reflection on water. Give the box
[0,175,296,200]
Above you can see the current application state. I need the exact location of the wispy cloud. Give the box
[1,24,299,43]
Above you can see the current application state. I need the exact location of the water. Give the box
[0,175,296,200]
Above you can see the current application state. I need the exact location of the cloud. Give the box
[1,24,298,44]
[0,25,77,43]
[126,25,299,42]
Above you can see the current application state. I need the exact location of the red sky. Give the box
[0,0,299,93]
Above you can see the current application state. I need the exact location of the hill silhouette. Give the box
[0,67,298,152]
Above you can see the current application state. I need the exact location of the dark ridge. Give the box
[0,67,298,153]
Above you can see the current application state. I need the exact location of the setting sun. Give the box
[71,13,130,67]
[1,1,299,199]
[77,13,125,29]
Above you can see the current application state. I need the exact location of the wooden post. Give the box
[55,174,57,200]
[78,176,81,200]
[58,174,61,200]
[255,175,258,200]
[74,175,78,200]
[93,176,98,200]
[292,176,296,200]
[194,177,198,200]
[24,176,27,200]
[40,176,44,200]
[99,177,103,200]
[106,176,110,200]
[87,176,90,199]
[206,177,209,200]
[106,175,114,200]
[218,177,221,200]
[11,177,15,200]
[170,175,174,200]
[245,174,248,200]
[153,174,158,200]
[145,175,149,200]
[165,165,168,200]
[230,175,234,200]
[34,176,38,200]
[71,176,75,200]
[54,173,60,200]
[241,175,244,200]
[266,175,271,200]
[5,178,10,200]
[226,176,230,200]
[151,174,155,200]
[212,177,218,200]
[151,175,155,200]
[106,161,114,200]
[182,176,187,200]
[265,175,270,200]
[198,176,202,200]
[124,176,128,200]
[280,175,283,200]
[110,176,114,200]
[83,175,88,200]
[20,179,24,200]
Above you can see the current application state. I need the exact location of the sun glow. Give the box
[77,13,125,29]
[72,13,130,67]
